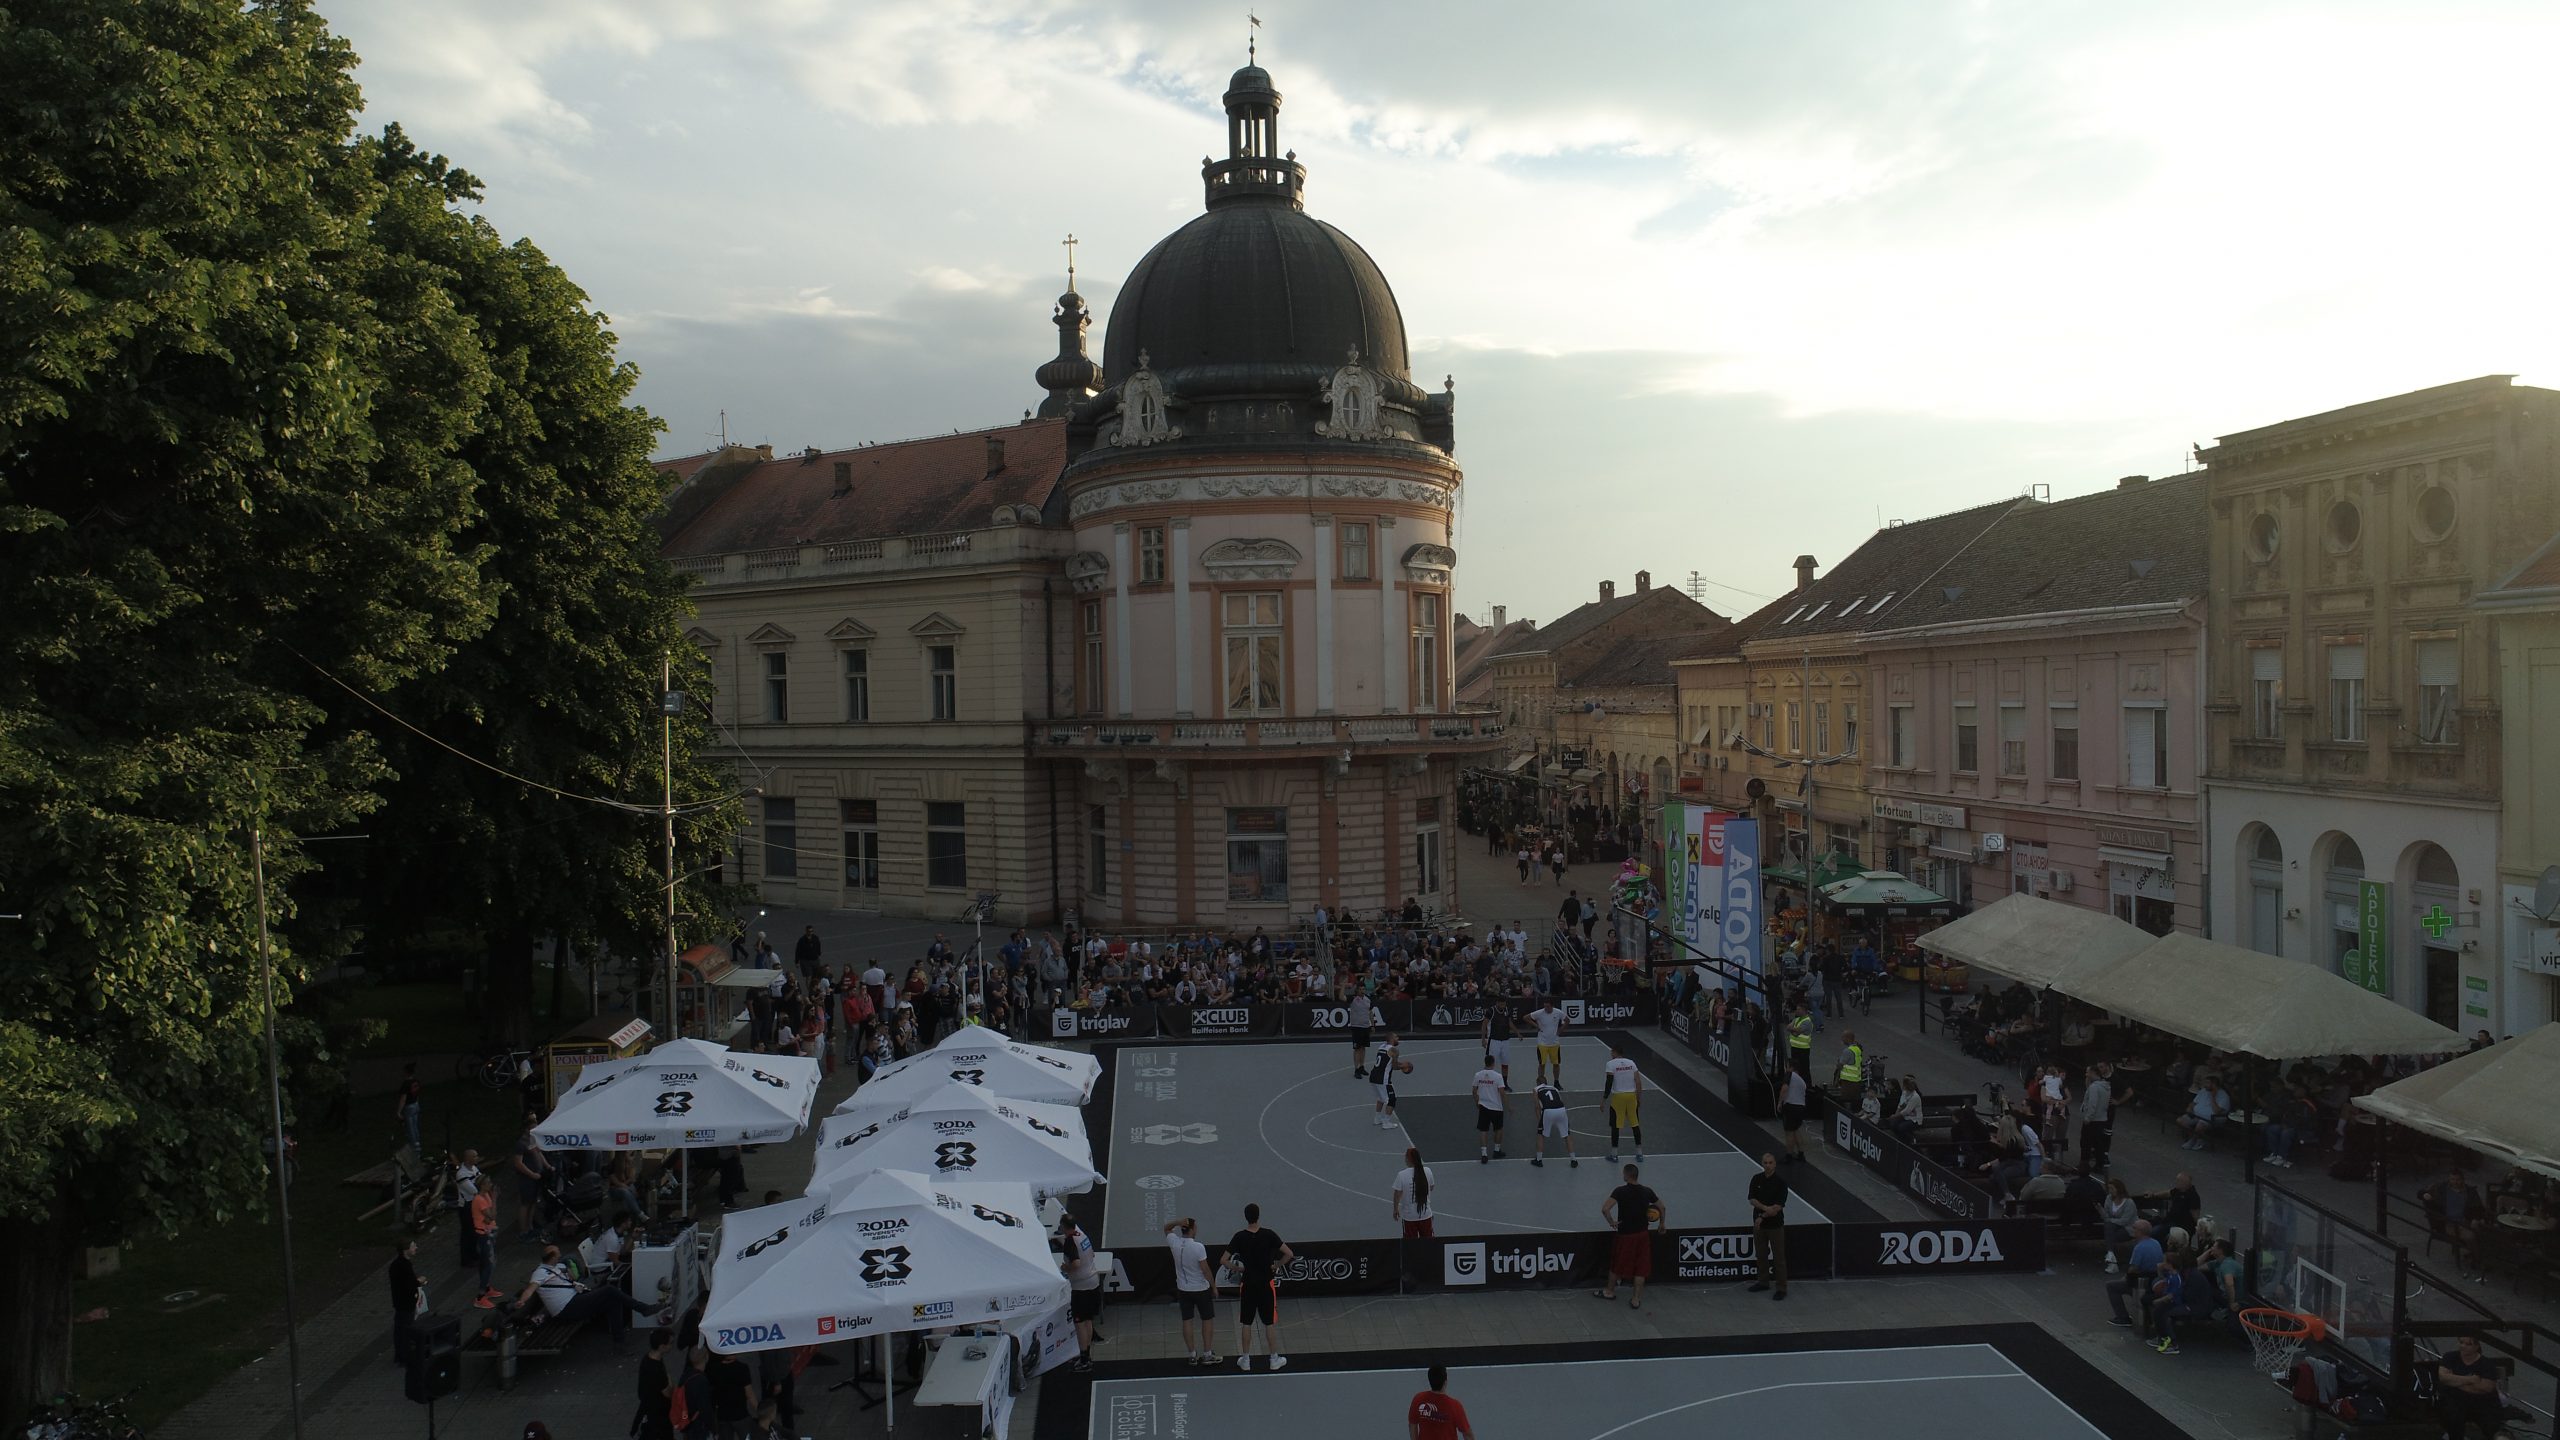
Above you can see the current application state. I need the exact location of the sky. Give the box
[321,0,2560,627]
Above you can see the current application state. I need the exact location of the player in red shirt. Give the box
[1408,1365,1473,1440]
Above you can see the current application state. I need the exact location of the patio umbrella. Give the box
[536,1037,820,1148]
[836,1029,1099,1112]
[1915,891,2155,990]
[2354,1029,2560,1181]
[811,1085,1099,1199]
[701,1169,1068,1427]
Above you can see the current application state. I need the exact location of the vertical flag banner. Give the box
[1661,800,1689,953]
[2351,880,2391,995]
[1721,818,1763,999]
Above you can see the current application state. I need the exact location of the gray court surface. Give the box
[1085,1344,2107,1440]
[1103,1037,1825,1249]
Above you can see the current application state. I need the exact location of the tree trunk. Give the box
[483,925,537,1047]
[0,1187,81,1425]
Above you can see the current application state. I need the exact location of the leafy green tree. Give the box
[0,0,495,1416]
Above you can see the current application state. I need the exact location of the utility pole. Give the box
[662,655,681,1042]
[251,817,305,1440]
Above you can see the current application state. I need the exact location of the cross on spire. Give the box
[1061,233,1079,292]
[1248,10,1259,64]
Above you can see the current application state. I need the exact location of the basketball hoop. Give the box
[2239,1307,2326,1381]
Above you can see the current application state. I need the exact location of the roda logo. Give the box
[715,1324,787,1347]
[653,1090,695,1117]
[933,1141,979,1171]
[735,1228,790,1261]
[1878,1228,2006,1266]
[949,1069,987,1085]
[859,1245,914,1283]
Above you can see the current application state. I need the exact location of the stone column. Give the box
[1311,514,1336,714]
[1171,519,1194,717]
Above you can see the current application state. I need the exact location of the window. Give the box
[842,649,870,722]
[762,798,797,880]
[1760,702,1775,749]
[2051,706,2080,781]
[2328,643,2365,742]
[1998,703,2026,776]
[1223,592,1285,715]
[1786,701,1801,754]
[1411,593,1442,709]
[925,801,967,889]
[1843,703,1859,757]
[841,799,878,891]
[1137,526,1166,584]
[2326,499,2362,553]
[1339,523,1372,581]
[1888,705,1912,768]
[1414,817,1442,896]
[2249,647,2282,741]
[1226,807,1289,902]
[1952,703,1978,773]
[1873,591,1896,610]
[1813,701,1829,754]
[762,651,789,724]
[929,644,958,721]
[2247,512,2280,562]
[2124,707,2165,789]
[1088,805,1110,895]
[2415,638,2459,745]
[1081,601,1106,714]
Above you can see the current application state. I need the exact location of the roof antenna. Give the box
[1248,10,1259,64]
[1061,232,1078,293]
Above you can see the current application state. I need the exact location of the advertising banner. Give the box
[1156,1005,1285,1039]
[1114,1237,1402,1298]
[1720,816,1764,1000]
[1425,1225,1832,1292]
[2347,879,2392,995]
[1048,1006,1156,1041]
[1819,1096,1995,1221]
[1282,1001,1411,1036]
[1830,1218,2047,1277]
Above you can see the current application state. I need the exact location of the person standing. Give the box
[1369,1034,1403,1129]
[1480,1003,1516,1088]
[511,1113,553,1243]
[793,925,823,983]
[1549,845,1567,887]
[1472,1054,1509,1162]
[1601,1041,1643,1163]
[1778,1066,1809,1164]
[1529,997,1566,1087]
[1531,1077,1576,1168]
[1060,1214,1103,1372]
[1516,842,1533,886]
[1164,1217,1219,1367]
[1786,1000,1814,1079]
[1746,1152,1789,1301]
[1222,1204,1293,1371]
[2079,1062,2114,1175]
[705,1347,754,1440]
[1390,1147,1436,1238]
[1348,992,1375,1080]
[1595,1163,1662,1308]
[634,1327,676,1440]
[467,1173,501,1303]
[1408,1364,1474,1440]
[1832,1029,1866,1102]
[1556,890,1581,950]
[1579,895,1598,945]
[388,1239,424,1365]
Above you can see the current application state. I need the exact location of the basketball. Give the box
[1648,1206,1662,1222]
[1398,1059,1414,1074]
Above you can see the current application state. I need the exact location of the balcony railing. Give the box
[1035,713,1506,751]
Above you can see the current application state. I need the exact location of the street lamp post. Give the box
[250,818,305,1440]
[660,658,683,1042]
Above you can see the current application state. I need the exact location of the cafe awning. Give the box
[1502,753,1535,773]
[1765,855,1863,892]
[1816,870,1954,914]
[1916,892,2156,990]
[2055,932,2468,1061]
[2354,1028,2560,1181]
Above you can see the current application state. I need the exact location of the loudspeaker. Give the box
[405,1314,461,1403]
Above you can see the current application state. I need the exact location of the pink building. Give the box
[1862,475,2209,933]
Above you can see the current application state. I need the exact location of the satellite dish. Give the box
[2536,865,2560,923]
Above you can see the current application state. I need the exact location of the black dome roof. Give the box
[1101,202,1410,388]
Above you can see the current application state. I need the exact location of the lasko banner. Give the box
[1831,1218,2047,1277]
[1819,1096,1994,1222]
[1048,1006,1156,1041]
[1156,1004,1284,1039]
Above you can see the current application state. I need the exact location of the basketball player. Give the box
[1529,997,1566,1087]
[1348,992,1375,1079]
[1368,1033,1403,1129]
[1602,1041,1644,1163]
[1472,1052,1508,1162]
[1531,1075,1576,1168]
[1479,1002,1516,1087]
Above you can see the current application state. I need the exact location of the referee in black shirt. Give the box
[1746,1152,1788,1300]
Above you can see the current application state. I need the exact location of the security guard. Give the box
[1786,1001,1814,1079]
[1834,1029,1866,1101]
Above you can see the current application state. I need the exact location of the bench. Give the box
[462,1304,596,1389]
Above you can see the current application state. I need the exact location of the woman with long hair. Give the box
[1390,1146,1435,1239]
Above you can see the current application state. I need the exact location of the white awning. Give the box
[1915,892,2157,989]
[2056,932,2467,1060]
[2355,1028,2560,1180]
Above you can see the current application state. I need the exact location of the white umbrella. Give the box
[536,1037,820,1148]
[837,1030,1098,1111]
[702,1171,1067,1354]
[810,1086,1100,1199]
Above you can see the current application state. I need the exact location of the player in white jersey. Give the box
[1530,1078,1576,1168]
[1472,1053,1508,1162]
[1601,1041,1644,1163]
[1529,999,1566,1086]
[1368,1035,1404,1128]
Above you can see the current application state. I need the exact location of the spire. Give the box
[1202,61,1303,210]
[1034,238,1102,417]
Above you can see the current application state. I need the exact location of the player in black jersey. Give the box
[1530,1077,1576,1167]
[1368,1033,1404,1129]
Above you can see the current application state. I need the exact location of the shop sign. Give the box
[2095,824,2173,854]
[1872,795,1965,829]
[2524,923,2560,976]
[2343,880,2391,995]
[2464,974,2491,1020]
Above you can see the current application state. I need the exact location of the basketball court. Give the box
[1042,1328,2191,1440]
[1096,1033,1833,1250]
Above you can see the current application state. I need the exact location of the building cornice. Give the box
[1859,599,2198,649]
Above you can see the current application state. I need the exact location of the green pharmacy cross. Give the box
[2420,904,2457,941]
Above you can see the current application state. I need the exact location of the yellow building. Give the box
[2479,535,2560,1030]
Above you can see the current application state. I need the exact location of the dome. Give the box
[1100,203,1411,388]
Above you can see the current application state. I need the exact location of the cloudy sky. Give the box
[324,0,2560,626]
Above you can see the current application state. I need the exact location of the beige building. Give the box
[2202,376,2560,1030]
[2476,535,2560,1029]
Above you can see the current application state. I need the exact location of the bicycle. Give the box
[391,1148,458,1235]
[1847,971,1878,1016]
[457,1046,535,1091]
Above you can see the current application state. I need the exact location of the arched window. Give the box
[2245,826,2285,956]
[2321,835,2365,979]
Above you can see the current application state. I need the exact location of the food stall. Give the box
[540,1014,653,1108]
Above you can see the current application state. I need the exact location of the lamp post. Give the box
[250,817,305,1440]
[660,659,683,1042]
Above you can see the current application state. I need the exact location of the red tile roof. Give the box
[2505,537,2560,592]
[657,421,1067,557]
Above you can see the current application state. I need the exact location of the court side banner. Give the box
[1818,1097,1996,1222]
[1116,1237,1405,1298]
[1048,1005,1157,1041]
[1281,1001,1414,1035]
[1830,1218,2047,1277]
[1422,1225,1829,1292]
[1156,1004,1285,1039]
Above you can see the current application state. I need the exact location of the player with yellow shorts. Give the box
[1529,998,1566,1086]
[1602,1041,1643,1163]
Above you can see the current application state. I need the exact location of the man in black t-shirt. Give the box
[1221,1203,1294,1373]
[1746,1151,1789,1300]
[2435,1332,2508,1437]
[1596,1164,1662,1308]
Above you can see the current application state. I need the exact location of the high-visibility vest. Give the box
[1787,1015,1813,1051]
[1838,1044,1865,1083]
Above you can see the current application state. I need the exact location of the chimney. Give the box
[1490,604,1507,628]
[1793,554,1818,592]
[1599,580,1617,602]
[2117,474,2150,489]
[986,435,1006,472]
[754,443,774,461]
[1635,570,1652,593]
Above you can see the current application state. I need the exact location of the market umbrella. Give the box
[2353,1029,2560,1181]
[810,1085,1099,1199]
[536,1037,819,1148]
[836,1029,1099,1112]
[700,1168,1068,1428]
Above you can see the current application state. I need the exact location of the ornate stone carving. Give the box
[1196,474,1299,500]
[1116,479,1182,506]
[1400,542,1457,585]
[1117,352,1182,447]
[1199,537,1304,581]
[1065,551,1112,594]
[1069,473,1450,522]
[1317,474,1391,498]
[1314,348,1392,441]
[1396,480,1455,510]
